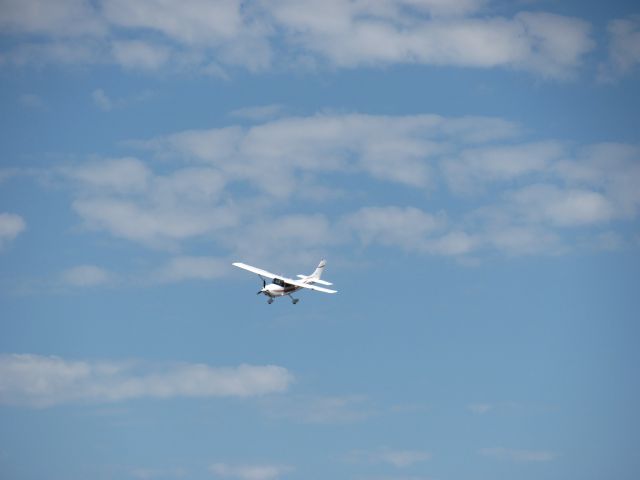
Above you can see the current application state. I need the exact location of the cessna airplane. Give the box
[232,259,337,304]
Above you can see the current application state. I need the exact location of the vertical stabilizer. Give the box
[311,259,326,279]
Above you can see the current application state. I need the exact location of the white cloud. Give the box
[155,256,227,283]
[479,447,557,462]
[0,1,593,77]
[19,93,45,109]
[0,0,105,37]
[229,104,286,121]
[0,354,293,407]
[0,213,26,249]
[62,157,151,193]
[72,197,236,248]
[111,40,171,70]
[92,88,113,111]
[58,114,640,259]
[264,394,374,424]
[600,15,640,81]
[342,206,444,251]
[261,2,593,78]
[61,265,112,287]
[103,0,244,45]
[349,449,432,468]
[130,467,188,480]
[210,463,293,480]
[442,141,565,195]
[468,403,493,414]
[143,114,515,197]
[509,184,616,227]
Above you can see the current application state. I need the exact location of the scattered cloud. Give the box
[599,15,640,82]
[130,467,188,480]
[0,354,293,407]
[479,447,558,462]
[468,403,493,414]
[92,88,113,111]
[0,213,26,249]
[348,448,432,468]
[263,394,375,424]
[0,0,595,78]
[60,264,112,287]
[210,463,293,480]
[229,104,286,121]
[48,113,640,259]
[154,256,228,283]
[19,93,46,109]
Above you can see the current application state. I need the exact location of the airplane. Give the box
[232,259,337,304]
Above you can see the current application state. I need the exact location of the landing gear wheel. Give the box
[268,298,274,304]
[292,298,299,305]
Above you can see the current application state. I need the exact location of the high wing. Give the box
[232,262,279,280]
[233,262,337,294]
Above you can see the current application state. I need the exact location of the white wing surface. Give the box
[232,262,278,279]
[233,262,337,294]
[284,277,337,294]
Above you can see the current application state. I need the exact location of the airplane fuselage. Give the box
[261,278,307,297]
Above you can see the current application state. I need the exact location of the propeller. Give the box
[256,275,266,295]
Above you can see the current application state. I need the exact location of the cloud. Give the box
[442,141,565,195]
[0,354,293,407]
[62,157,151,193]
[479,447,558,462]
[210,463,293,480]
[56,113,640,259]
[142,113,516,197]
[342,206,445,251]
[111,40,171,70]
[263,394,375,424]
[600,15,640,81]
[0,1,594,78]
[92,88,113,111]
[467,403,493,414]
[154,256,228,283]
[0,0,105,37]
[0,213,26,249]
[348,449,432,468]
[262,3,593,78]
[19,93,46,109]
[229,104,286,121]
[130,467,188,480]
[508,184,616,227]
[60,265,112,287]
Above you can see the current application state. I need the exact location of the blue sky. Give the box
[1,1,639,479]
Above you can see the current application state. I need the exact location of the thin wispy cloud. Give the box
[60,264,113,287]
[479,447,558,462]
[210,463,293,480]
[0,213,26,250]
[0,354,293,407]
[348,448,432,468]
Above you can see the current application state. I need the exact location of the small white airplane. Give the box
[232,259,337,304]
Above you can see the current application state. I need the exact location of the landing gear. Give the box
[267,298,274,304]
[288,294,299,305]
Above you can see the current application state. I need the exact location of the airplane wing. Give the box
[233,262,337,294]
[296,275,333,286]
[232,262,279,279]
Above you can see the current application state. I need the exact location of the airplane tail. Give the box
[311,259,326,280]
[297,259,333,285]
